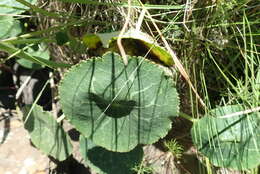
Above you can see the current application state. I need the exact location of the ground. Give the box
[0,108,49,174]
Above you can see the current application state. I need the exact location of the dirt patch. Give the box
[0,109,49,174]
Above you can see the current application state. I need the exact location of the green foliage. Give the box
[17,43,50,69]
[23,104,73,161]
[0,0,37,14]
[0,42,72,69]
[191,105,260,170]
[164,139,184,159]
[0,0,258,173]
[0,16,22,39]
[59,52,179,152]
[68,36,87,54]
[55,31,70,46]
[79,135,143,174]
[132,162,154,174]
[82,29,174,66]
[256,69,260,93]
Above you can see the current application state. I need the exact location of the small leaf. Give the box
[0,16,22,39]
[55,31,70,46]
[82,34,102,49]
[79,135,143,174]
[0,41,72,69]
[191,105,260,170]
[59,52,179,152]
[23,104,73,161]
[17,43,50,69]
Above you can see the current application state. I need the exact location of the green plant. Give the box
[23,104,73,161]
[164,139,183,159]
[59,51,179,152]
[80,135,144,174]
[0,0,259,173]
[132,160,154,174]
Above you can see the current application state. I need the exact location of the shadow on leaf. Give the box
[89,92,136,118]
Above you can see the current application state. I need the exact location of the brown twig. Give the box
[117,0,132,65]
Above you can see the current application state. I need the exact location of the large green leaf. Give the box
[191,105,260,170]
[0,16,22,39]
[79,135,143,174]
[0,0,37,14]
[59,52,179,152]
[23,104,73,161]
[17,43,50,69]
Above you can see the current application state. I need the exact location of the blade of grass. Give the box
[5,38,55,45]
[22,79,50,124]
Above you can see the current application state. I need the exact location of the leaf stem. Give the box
[179,112,197,122]
[205,157,213,174]
[5,38,55,45]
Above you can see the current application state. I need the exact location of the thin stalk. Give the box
[22,79,50,124]
[206,47,238,91]
[205,157,213,174]
[5,38,55,45]
[179,112,197,122]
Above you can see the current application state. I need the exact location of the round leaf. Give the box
[191,105,260,170]
[59,52,179,152]
[79,136,143,174]
[23,104,73,161]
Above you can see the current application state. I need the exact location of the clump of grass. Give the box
[132,160,154,174]
[164,139,184,159]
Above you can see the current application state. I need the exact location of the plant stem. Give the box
[179,112,197,122]
[5,38,55,45]
[205,157,213,174]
